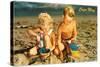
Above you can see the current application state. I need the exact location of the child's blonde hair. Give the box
[63,6,75,18]
[38,13,54,30]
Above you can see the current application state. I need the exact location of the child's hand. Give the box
[40,30,44,34]
[37,35,40,42]
[67,40,71,44]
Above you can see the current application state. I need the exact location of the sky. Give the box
[12,1,97,17]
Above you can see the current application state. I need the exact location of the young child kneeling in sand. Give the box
[53,6,80,62]
[27,13,55,59]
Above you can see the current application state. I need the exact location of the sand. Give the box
[11,15,97,65]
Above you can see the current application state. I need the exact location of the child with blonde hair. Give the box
[54,6,79,62]
[28,13,55,58]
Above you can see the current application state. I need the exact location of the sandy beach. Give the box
[11,15,97,65]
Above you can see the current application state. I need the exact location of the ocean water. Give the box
[12,1,97,17]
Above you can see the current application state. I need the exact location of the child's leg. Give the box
[65,43,72,56]
[53,46,60,56]
[59,51,64,62]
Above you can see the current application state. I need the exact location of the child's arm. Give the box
[71,21,77,41]
[50,32,56,51]
[27,28,42,41]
